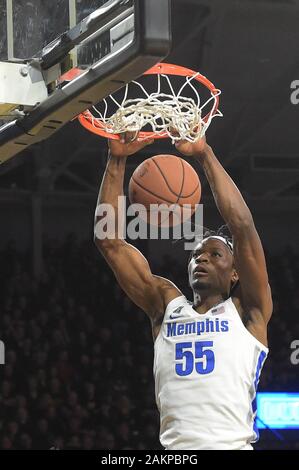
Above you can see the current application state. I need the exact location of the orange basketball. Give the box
[128,155,201,226]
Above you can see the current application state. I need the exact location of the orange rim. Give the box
[77,62,220,140]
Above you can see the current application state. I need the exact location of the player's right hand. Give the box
[108,132,154,158]
[175,135,207,158]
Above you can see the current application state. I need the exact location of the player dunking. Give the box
[95,134,272,450]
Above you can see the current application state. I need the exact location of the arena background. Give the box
[0,0,299,450]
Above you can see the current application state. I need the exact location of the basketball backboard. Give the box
[0,0,134,69]
[0,0,171,163]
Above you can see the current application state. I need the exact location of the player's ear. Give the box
[229,269,239,296]
[231,268,239,286]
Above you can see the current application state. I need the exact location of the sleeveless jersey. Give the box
[153,295,268,450]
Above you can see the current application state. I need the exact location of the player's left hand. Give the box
[108,132,154,158]
[175,135,207,158]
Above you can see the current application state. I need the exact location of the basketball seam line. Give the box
[152,157,199,198]
[152,157,182,198]
[132,175,200,203]
[183,182,200,198]
[131,177,180,205]
[178,157,185,203]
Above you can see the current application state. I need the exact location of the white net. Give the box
[89,73,222,142]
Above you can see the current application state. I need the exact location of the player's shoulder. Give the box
[154,275,182,297]
[152,275,182,315]
[231,286,270,347]
[151,276,183,340]
[231,282,272,324]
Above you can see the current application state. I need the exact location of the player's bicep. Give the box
[232,221,272,322]
[97,240,162,316]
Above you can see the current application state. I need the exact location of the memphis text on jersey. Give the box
[167,318,229,338]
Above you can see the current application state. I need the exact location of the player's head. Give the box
[188,231,238,297]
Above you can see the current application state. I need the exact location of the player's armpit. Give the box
[95,239,181,319]
[229,218,273,325]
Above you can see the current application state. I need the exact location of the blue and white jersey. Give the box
[153,295,268,450]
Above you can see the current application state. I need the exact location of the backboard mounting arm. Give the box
[38,0,134,70]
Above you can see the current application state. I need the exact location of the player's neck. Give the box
[192,292,227,314]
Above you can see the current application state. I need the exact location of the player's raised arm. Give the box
[176,137,272,327]
[94,135,181,321]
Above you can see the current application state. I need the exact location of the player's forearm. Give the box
[95,151,127,242]
[98,151,127,204]
[195,145,253,231]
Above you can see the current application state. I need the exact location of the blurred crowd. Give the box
[0,236,298,450]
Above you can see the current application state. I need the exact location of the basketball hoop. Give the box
[77,63,222,142]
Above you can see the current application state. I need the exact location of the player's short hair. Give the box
[188,225,233,263]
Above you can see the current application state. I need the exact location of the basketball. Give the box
[128,155,201,226]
